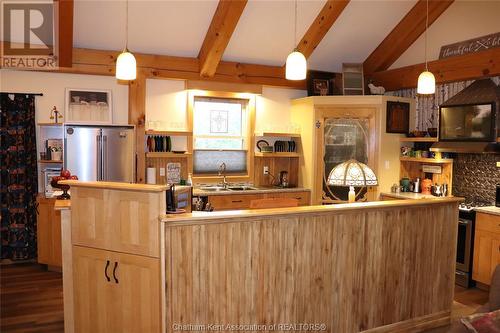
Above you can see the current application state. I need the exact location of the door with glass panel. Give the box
[316,108,377,204]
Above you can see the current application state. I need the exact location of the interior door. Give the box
[64,126,101,181]
[315,107,377,204]
[72,246,118,333]
[101,127,135,182]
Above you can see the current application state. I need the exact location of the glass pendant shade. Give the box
[116,49,137,80]
[285,51,307,80]
[327,159,378,187]
[417,70,435,94]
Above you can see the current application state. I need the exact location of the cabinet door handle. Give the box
[232,200,243,203]
[113,261,119,284]
[104,260,110,282]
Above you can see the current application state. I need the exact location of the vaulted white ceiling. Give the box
[72,0,500,73]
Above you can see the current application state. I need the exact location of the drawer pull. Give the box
[104,260,111,282]
[295,197,302,200]
[232,200,243,203]
[113,262,119,284]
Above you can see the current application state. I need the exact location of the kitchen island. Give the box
[60,181,462,333]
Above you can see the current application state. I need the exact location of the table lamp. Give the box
[327,159,378,203]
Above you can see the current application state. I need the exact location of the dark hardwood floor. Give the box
[0,263,491,333]
[1,263,64,333]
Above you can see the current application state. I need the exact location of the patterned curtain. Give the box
[387,76,500,131]
[0,93,38,261]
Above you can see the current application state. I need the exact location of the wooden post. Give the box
[128,71,146,183]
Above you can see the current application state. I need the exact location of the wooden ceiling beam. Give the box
[198,0,248,78]
[1,42,305,89]
[69,47,305,89]
[54,0,74,68]
[367,48,500,91]
[296,0,350,59]
[363,0,454,75]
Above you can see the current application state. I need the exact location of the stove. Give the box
[456,200,493,287]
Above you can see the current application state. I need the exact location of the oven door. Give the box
[456,217,472,272]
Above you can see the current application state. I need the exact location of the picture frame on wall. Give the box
[65,88,112,124]
[306,70,338,96]
[386,101,410,134]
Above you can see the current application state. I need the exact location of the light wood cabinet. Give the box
[71,187,162,258]
[37,196,62,267]
[207,191,310,210]
[72,245,160,333]
[473,212,500,285]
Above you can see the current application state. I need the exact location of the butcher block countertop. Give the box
[380,192,453,200]
[59,180,168,192]
[193,186,310,196]
[161,196,463,226]
[475,206,500,216]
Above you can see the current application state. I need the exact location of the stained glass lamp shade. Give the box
[327,159,378,202]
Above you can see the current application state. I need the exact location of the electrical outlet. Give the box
[159,168,166,176]
[263,166,269,175]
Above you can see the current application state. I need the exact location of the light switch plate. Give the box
[159,168,166,176]
[263,166,269,175]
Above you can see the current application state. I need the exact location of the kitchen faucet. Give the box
[218,162,228,189]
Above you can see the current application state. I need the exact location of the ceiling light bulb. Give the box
[285,50,307,81]
[417,70,435,94]
[116,49,137,80]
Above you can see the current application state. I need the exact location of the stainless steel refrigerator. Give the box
[64,124,135,182]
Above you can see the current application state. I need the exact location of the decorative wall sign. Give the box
[65,88,112,123]
[386,101,410,134]
[167,162,181,184]
[439,32,500,59]
[307,70,338,96]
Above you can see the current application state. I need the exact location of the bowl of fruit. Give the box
[51,169,78,200]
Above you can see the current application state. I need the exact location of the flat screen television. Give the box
[439,103,496,142]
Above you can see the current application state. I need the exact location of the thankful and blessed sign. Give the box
[439,32,500,59]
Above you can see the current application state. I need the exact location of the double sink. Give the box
[197,185,259,192]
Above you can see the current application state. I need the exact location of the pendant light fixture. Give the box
[116,0,137,80]
[417,0,435,94]
[285,0,307,80]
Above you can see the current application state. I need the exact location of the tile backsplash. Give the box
[452,154,500,204]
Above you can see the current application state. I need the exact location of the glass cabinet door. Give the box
[323,118,369,203]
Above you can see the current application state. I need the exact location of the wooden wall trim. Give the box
[54,0,74,68]
[297,0,350,59]
[198,0,248,77]
[367,47,500,91]
[128,71,147,183]
[185,80,262,94]
[363,0,454,74]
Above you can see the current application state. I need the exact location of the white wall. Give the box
[145,79,188,130]
[0,69,129,124]
[255,87,307,133]
[145,79,307,134]
[391,0,500,69]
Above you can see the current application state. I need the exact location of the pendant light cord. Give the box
[294,0,298,50]
[125,0,129,50]
[425,0,429,70]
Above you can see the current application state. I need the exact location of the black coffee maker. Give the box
[496,184,500,207]
[166,184,176,212]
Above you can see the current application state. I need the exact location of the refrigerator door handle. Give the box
[103,135,108,181]
[96,135,102,181]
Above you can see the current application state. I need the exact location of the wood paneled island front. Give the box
[60,181,462,333]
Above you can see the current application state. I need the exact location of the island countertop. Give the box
[161,196,463,225]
